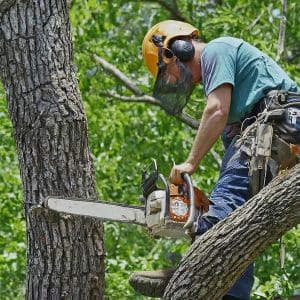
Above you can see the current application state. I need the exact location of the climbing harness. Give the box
[238,90,300,196]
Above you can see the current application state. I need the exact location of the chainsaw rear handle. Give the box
[182,173,196,230]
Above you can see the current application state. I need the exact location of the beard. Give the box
[153,59,195,116]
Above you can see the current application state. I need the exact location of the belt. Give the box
[265,90,300,103]
[241,90,300,128]
[259,90,300,111]
[228,90,300,132]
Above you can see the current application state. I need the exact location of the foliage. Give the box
[0,84,25,300]
[0,0,299,299]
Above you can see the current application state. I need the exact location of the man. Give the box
[132,20,300,299]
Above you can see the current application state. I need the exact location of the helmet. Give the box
[142,20,199,77]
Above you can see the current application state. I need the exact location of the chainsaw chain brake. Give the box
[140,159,159,201]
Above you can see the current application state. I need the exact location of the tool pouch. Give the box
[248,123,273,196]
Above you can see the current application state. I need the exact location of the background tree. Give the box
[0,0,299,299]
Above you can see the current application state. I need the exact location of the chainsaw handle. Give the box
[182,173,196,230]
[158,173,170,219]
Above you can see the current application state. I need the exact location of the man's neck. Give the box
[194,41,206,62]
[191,41,206,84]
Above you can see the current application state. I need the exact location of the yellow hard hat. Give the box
[142,20,199,78]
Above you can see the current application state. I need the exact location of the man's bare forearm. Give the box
[169,84,231,184]
[186,106,227,171]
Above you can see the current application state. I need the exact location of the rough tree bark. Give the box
[0,1,104,299]
[164,164,300,299]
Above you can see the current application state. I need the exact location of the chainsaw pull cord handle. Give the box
[182,173,196,230]
[158,173,170,219]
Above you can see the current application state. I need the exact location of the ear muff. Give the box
[169,39,195,62]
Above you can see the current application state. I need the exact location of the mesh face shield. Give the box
[152,42,195,116]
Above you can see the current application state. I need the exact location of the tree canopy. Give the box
[0,0,299,299]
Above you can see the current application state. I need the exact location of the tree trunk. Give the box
[164,164,300,299]
[0,1,104,299]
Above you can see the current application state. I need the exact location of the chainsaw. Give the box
[43,160,209,239]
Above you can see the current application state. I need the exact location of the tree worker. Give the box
[134,20,300,299]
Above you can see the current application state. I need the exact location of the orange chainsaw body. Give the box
[169,184,210,222]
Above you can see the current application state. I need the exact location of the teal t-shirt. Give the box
[201,37,299,124]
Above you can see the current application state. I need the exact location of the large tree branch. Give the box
[163,164,300,299]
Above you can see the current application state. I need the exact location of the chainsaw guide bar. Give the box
[44,197,147,226]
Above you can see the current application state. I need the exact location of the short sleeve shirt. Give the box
[201,37,299,124]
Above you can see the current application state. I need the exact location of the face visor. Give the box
[152,36,195,116]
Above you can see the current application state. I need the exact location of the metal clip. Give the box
[277,91,288,104]
[288,108,300,124]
